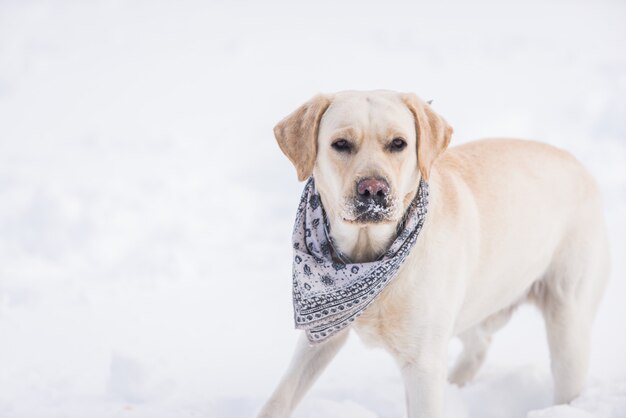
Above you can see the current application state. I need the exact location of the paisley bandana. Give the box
[292,177,429,343]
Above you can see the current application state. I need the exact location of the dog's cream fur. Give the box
[259,90,609,418]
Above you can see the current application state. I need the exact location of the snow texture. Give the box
[0,1,625,417]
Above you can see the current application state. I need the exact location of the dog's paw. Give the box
[448,363,476,387]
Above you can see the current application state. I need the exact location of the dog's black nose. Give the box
[356,178,390,203]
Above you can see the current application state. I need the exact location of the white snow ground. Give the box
[0,1,625,417]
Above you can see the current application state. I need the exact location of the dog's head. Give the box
[275,90,452,225]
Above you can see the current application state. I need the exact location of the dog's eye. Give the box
[332,139,352,152]
[389,138,407,152]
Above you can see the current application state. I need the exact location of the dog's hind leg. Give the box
[258,330,349,418]
[540,295,594,404]
[535,209,609,404]
[448,305,516,386]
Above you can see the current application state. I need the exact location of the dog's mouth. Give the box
[342,196,398,224]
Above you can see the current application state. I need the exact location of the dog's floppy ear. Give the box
[402,93,453,181]
[274,95,332,181]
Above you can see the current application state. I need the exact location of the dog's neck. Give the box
[327,216,398,263]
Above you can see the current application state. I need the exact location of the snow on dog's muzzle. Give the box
[353,177,393,223]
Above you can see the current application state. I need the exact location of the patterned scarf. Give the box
[291,178,429,343]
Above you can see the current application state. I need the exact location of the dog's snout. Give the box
[357,178,390,201]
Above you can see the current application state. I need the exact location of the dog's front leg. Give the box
[258,330,349,418]
[397,332,450,418]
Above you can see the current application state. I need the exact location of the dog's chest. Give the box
[352,271,415,352]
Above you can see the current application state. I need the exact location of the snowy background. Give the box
[0,1,625,417]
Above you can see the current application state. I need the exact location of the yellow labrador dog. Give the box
[259,90,609,418]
